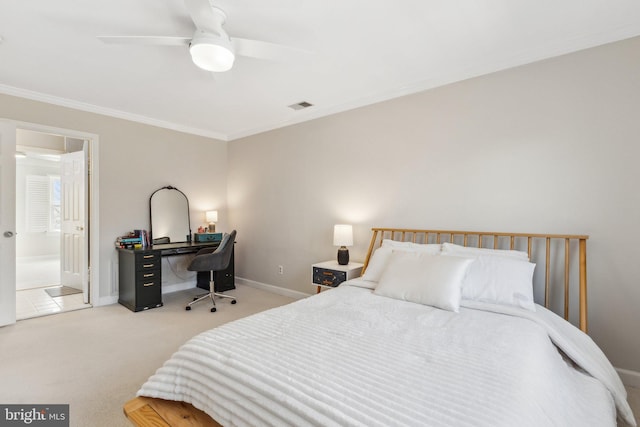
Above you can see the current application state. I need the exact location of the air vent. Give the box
[288,101,314,111]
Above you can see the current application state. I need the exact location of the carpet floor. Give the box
[0,284,295,427]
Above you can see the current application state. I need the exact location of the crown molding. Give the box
[0,84,229,141]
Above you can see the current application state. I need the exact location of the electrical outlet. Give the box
[278,265,284,274]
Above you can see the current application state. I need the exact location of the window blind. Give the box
[26,175,50,232]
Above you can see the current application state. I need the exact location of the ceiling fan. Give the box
[98,0,302,72]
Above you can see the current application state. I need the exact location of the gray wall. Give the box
[228,36,640,373]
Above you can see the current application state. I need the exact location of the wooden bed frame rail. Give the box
[124,396,221,426]
[363,228,589,333]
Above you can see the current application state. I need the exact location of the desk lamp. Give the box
[206,210,218,232]
[333,224,353,265]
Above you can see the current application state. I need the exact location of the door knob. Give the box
[3,231,14,238]
[76,226,84,231]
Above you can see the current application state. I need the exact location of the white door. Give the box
[0,120,16,326]
[60,149,87,301]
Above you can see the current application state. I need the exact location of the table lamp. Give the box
[333,224,353,265]
[206,210,218,232]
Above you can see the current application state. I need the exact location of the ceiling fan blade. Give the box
[184,0,221,33]
[232,38,311,62]
[97,36,190,46]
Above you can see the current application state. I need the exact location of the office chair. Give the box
[185,230,237,312]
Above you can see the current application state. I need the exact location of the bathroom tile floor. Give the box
[16,256,91,320]
[16,286,91,320]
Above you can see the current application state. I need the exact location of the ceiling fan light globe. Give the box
[190,43,235,72]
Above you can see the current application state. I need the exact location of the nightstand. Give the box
[312,260,364,293]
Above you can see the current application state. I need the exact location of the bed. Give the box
[124,228,636,427]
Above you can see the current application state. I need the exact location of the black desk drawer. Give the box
[136,269,160,283]
[118,249,163,312]
[135,252,160,270]
[313,267,346,287]
[135,277,162,310]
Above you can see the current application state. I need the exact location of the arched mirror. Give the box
[149,186,191,244]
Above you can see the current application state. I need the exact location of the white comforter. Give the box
[138,283,635,427]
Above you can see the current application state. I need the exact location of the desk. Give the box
[117,242,235,312]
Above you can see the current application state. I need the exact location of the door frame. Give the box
[0,120,17,326]
[14,120,99,308]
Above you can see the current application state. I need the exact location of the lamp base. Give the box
[208,223,216,233]
[337,246,349,265]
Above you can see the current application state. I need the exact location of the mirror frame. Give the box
[149,185,192,244]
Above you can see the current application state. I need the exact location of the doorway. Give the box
[15,128,91,320]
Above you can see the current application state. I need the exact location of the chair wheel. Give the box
[185,306,191,311]
[210,307,217,312]
[231,300,237,304]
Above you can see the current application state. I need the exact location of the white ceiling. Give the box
[1,1,640,141]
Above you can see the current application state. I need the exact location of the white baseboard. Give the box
[161,281,195,295]
[95,296,118,307]
[235,277,310,300]
[617,368,640,388]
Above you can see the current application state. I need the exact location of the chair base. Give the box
[185,279,236,312]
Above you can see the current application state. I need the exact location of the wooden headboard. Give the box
[363,228,589,333]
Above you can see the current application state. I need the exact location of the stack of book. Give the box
[115,229,150,249]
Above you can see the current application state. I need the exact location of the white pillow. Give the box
[361,247,393,282]
[382,239,442,253]
[442,242,529,260]
[455,254,537,311]
[362,241,441,282]
[374,251,473,312]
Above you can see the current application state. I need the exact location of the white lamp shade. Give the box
[333,224,353,246]
[189,32,235,72]
[206,210,218,223]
